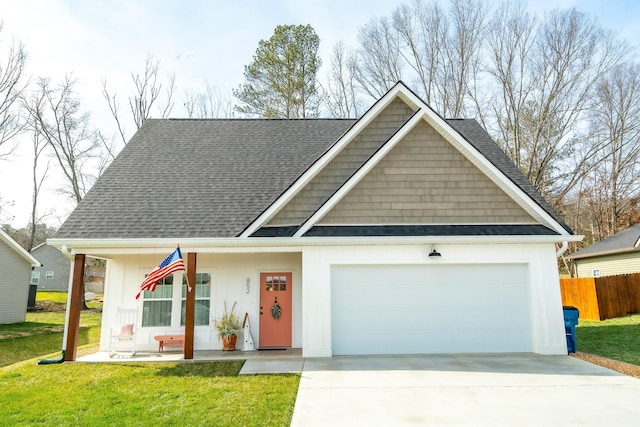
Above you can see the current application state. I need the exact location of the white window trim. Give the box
[141,271,212,329]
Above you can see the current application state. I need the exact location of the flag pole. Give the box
[179,244,192,292]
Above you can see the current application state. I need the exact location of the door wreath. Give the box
[271,297,282,320]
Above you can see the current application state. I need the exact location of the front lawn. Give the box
[576,314,640,366]
[0,292,102,367]
[0,291,299,425]
[0,361,299,426]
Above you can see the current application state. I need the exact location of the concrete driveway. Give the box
[291,354,640,426]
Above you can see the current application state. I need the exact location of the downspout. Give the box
[38,245,74,365]
[556,241,568,258]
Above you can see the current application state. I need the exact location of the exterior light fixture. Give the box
[428,245,441,258]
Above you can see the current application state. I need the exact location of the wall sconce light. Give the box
[428,245,441,258]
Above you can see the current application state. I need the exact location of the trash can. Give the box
[563,306,580,353]
[28,284,38,309]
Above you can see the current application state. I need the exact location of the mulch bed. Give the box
[571,352,640,380]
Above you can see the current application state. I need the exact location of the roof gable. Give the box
[247,82,571,238]
[0,230,41,267]
[317,119,536,226]
[265,97,418,227]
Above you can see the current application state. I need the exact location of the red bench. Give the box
[154,335,185,352]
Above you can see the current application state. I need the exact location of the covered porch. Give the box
[76,348,303,374]
[54,240,304,362]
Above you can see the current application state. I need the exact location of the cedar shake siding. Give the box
[267,97,417,226]
[319,120,535,225]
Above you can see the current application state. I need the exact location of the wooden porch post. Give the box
[65,254,85,361]
[184,252,197,359]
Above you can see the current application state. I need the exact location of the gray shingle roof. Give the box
[55,116,570,240]
[568,224,640,259]
[55,119,356,239]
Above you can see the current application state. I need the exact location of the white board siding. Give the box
[301,243,567,357]
[331,264,531,355]
[100,252,302,352]
[0,242,31,324]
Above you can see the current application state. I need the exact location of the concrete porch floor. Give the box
[76,348,303,374]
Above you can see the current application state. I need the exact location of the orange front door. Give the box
[259,272,292,348]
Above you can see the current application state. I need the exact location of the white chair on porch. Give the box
[108,308,137,357]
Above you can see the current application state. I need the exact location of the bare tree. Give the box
[0,23,28,158]
[325,41,362,118]
[483,6,630,200]
[357,0,486,117]
[483,0,537,167]
[392,1,447,107]
[26,127,51,251]
[184,83,233,118]
[352,16,404,99]
[440,0,487,117]
[25,75,101,205]
[103,55,176,145]
[578,63,640,238]
[0,196,14,224]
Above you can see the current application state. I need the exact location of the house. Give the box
[48,82,581,361]
[0,229,41,324]
[30,244,105,293]
[568,224,640,277]
[30,243,71,291]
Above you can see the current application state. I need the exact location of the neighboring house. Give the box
[568,224,640,278]
[0,229,41,324]
[30,244,106,292]
[49,82,581,360]
[31,243,71,291]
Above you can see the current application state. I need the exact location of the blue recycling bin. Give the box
[563,306,580,353]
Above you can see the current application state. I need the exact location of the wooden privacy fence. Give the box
[560,273,640,320]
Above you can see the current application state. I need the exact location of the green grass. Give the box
[0,362,299,426]
[0,292,300,426]
[36,291,69,303]
[576,314,640,365]
[0,293,102,367]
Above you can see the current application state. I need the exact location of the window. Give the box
[265,275,287,291]
[140,271,212,328]
[142,275,174,327]
[181,273,211,326]
[45,271,54,279]
[592,269,601,278]
[31,271,40,285]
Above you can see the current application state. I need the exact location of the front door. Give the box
[259,272,292,348]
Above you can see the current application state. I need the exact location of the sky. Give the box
[1,0,639,229]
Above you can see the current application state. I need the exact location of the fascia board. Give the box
[0,229,41,267]
[239,83,413,238]
[294,111,424,237]
[48,234,583,257]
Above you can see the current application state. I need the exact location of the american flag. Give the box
[135,248,185,299]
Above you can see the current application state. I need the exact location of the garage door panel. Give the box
[331,264,531,355]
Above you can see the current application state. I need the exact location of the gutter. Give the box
[48,234,584,254]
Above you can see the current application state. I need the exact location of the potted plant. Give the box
[213,301,241,351]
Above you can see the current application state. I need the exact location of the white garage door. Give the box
[331,264,531,355]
